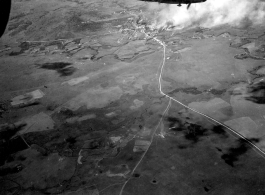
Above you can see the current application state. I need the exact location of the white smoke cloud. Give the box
[146,0,265,29]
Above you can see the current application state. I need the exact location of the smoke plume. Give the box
[147,0,265,29]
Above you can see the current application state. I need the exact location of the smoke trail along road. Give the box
[147,0,265,29]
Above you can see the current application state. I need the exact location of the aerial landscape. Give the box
[1,0,265,194]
